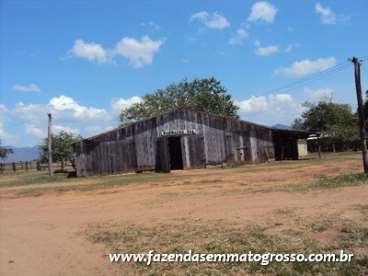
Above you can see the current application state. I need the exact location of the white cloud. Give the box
[285,45,293,53]
[248,1,277,23]
[84,125,114,137]
[236,94,303,125]
[0,121,8,138]
[140,21,160,31]
[275,57,337,78]
[111,96,142,113]
[114,36,163,68]
[0,106,12,143]
[13,83,41,93]
[315,2,336,24]
[284,43,300,53]
[8,95,146,144]
[70,39,109,63]
[49,95,109,122]
[24,123,79,139]
[254,40,261,47]
[190,11,230,30]
[53,125,79,135]
[69,36,163,68]
[237,94,299,114]
[13,102,47,122]
[25,124,46,139]
[255,45,279,56]
[304,87,335,101]
[229,28,248,45]
[0,104,7,113]
[237,96,268,114]
[12,96,111,129]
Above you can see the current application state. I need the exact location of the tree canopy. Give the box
[0,140,13,161]
[120,77,239,123]
[40,131,82,169]
[293,101,359,150]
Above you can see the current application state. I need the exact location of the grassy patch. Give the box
[257,173,368,193]
[0,172,70,188]
[14,172,176,197]
[86,219,367,275]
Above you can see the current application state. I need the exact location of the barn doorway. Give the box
[168,137,183,170]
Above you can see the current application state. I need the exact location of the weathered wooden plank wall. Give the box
[75,109,279,176]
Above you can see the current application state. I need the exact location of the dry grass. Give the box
[0,151,362,198]
[86,214,368,275]
[2,151,368,275]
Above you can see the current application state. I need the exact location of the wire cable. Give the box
[259,61,351,96]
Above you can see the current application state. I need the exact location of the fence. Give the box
[0,161,71,173]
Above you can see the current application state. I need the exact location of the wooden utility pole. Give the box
[48,113,53,176]
[350,57,368,173]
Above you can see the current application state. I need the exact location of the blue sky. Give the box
[0,0,367,146]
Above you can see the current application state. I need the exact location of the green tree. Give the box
[120,77,239,123]
[293,101,359,151]
[0,140,13,161]
[40,131,82,170]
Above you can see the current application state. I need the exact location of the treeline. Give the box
[292,98,365,152]
[0,78,366,165]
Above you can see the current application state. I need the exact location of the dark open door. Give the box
[155,137,170,172]
[187,135,206,168]
[168,137,184,170]
[225,134,235,164]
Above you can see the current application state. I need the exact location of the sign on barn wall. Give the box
[159,129,197,137]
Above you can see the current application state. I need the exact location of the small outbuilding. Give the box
[73,109,309,176]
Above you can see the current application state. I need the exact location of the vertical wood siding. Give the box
[74,110,284,176]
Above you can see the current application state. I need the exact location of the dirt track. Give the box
[1,153,367,276]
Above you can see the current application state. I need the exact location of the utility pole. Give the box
[350,57,368,173]
[48,113,53,176]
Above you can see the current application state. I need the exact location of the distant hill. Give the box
[2,146,40,163]
[272,124,293,130]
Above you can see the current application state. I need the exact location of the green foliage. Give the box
[120,77,239,123]
[39,131,82,168]
[293,101,359,150]
[293,101,355,132]
[0,140,13,160]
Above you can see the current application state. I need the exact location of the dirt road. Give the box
[1,153,367,275]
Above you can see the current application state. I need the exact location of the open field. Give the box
[1,152,368,275]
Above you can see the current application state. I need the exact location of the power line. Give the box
[259,61,350,96]
[274,64,350,95]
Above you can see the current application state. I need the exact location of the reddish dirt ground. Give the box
[0,153,367,276]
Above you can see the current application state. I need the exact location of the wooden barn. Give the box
[73,109,309,177]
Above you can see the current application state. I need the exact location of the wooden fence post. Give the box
[12,162,16,172]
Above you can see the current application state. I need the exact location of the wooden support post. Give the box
[350,57,368,173]
[48,113,54,176]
